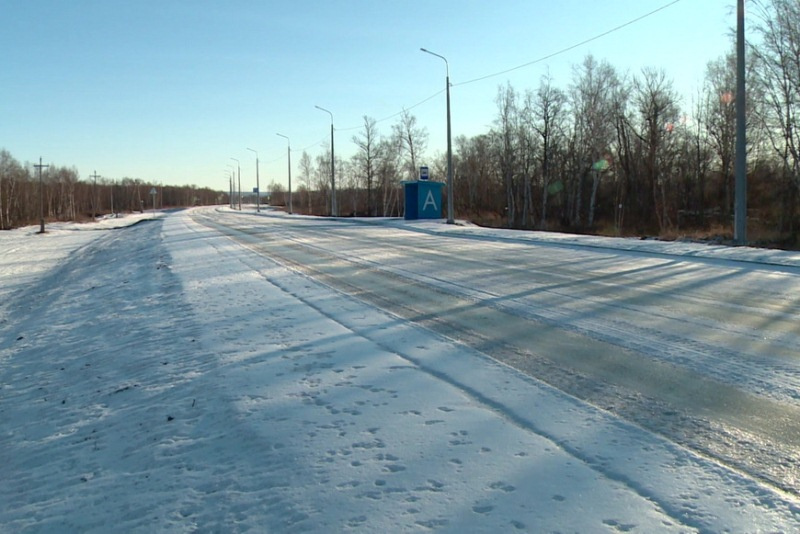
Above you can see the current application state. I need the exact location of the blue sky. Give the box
[2,0,737,192]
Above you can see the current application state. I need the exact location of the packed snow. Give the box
[1,208,799,532]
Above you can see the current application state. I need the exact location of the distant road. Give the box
[192,207,800,496]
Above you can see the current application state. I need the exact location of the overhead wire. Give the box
[265,0,683,163]
[453,0,683,87]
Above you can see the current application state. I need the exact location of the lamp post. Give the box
[226,164,235,209]
[276,133,292,214]
[224,173,231,208]
[421,47,454,224]
[247,148,260,212]
[315,105,337,216]
[230,157,241,210]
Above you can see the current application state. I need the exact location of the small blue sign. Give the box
[419,166,429,181]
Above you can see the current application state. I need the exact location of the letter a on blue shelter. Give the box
[403,180,444,220]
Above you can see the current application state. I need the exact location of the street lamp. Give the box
[421,47,454,224]
[315,105,337,216]
[247,148,260,212]
[226,164,235,209]
[276,133,292,214]
[230,157,241,210]
[223,172,231,208]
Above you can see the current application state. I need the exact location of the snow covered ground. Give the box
[2,208,799,532]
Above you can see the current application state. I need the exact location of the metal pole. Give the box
[315,105,337,216]
[445,71,454,224]
[247,148,260,212]
[34,157,50,234]
[89,170,100,220]
[734,0,747,244]
[421,48,454,223]
[231,157,241,210]
[277,133,292,214]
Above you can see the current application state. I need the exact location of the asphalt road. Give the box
[191,207,800,496]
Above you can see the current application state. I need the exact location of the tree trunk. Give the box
[588,170,601,227]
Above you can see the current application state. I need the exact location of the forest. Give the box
[3,0,798,248]
[283,0,799,248]
[0,151,223,230]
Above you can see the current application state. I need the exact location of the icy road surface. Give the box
[1,206,800,532]
[192,207,800,496]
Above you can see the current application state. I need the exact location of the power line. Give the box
[270,0,682,162]
[454,0,683,87]
[337,88,447,132]
[336,0,682,135]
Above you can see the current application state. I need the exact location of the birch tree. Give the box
[352,115,382,216]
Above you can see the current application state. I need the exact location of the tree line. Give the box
[276,0,799,247]
[5,1,798,247]
[0,149,224,230]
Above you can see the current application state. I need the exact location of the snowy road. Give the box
[2,207,800,532]
[192,207,800,497]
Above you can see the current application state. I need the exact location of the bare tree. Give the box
[315,150,332,215]
[633,67,681,232]
[298,151,314,214]
[752,0,800,234]
[392,109,428,182]
[494,82,519,227]
[569,55,621,228]
[352,115,382,216]
[376,138,402,216]
[705,53,738,218]
[0,149,25,229]
[455,134,497,216]
[531,74,568,229]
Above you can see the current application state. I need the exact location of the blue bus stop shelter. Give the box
[403,180,444,220]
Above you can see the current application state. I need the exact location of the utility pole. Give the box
[315,106,337,216]
[89,170,101,220]
[34,157,50,234]
[277,133,292,214]
[247,148,260,213]
[734,0,747,244]
[421,48,454,223]
[230,157,241,210]
[229,170,234,209]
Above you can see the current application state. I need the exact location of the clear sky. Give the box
[2,0,737,193]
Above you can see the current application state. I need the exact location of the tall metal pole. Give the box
[315,105,337,216]
[277,133,292,214]
[421,48,454,223]
[734,0,747,244]
[89,170,101,220]
[226,165,235,209]
[34,157,49,234]
[247,148,260,212]
[231,157,241,210]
